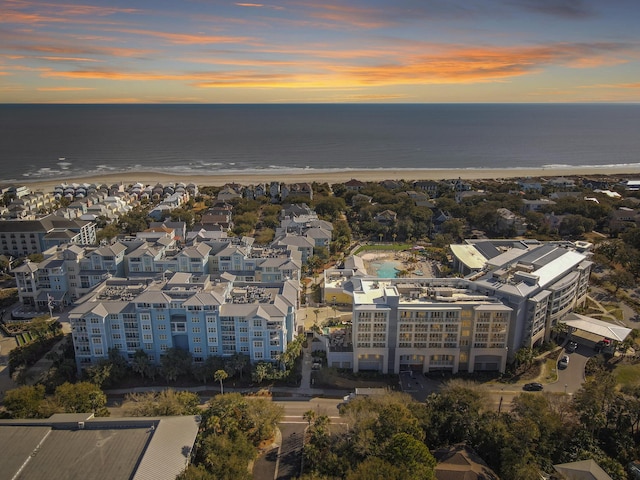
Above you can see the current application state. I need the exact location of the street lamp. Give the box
[332,296,337,320]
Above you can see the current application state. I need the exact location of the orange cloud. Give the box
[36,86,95,91]
[41,70,182,81]
[9,42,154,58]
[37,56,102,62]
[303,3,393,29]
[235,3,285,10]
[333,42,634,86]
[35,41,635,93]
[103,27,255,46]
[578,82,640,89]
[1,1,140,25]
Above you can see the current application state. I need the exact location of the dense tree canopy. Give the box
[302,375,632,480]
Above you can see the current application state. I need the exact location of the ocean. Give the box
[1,103,639,183]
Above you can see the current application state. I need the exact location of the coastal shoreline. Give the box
[9,165,640,191]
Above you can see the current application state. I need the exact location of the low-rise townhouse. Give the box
[12,241,128,309]
[272,233,314,263]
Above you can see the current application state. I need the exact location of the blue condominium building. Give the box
[69,273,299,369]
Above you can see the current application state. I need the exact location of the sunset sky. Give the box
[1,0,639,103]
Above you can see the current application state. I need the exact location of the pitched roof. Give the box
[553,459,613,480]
[434,444,499,480]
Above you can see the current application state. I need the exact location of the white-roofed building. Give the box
[345,239,592,372]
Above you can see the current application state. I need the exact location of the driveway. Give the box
[544,342,593,394]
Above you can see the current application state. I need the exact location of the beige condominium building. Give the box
[348,240,591,375]
[351,277,511,374]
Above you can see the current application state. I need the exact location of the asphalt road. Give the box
[265,398,343,479]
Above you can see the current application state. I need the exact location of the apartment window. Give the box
[208,337,217,344]
[159,334,168,340]
[158,324,166,330]
[112,333,121,340]
[194,347,202,353]
[91,328,101,334]
[157,314,165,321]
[140,313,151,321]
[92,338,102,344]
[143,334,152,341]
[160,344,169,351]
[240,346,249,353]
[192,327,200,333]
[253,319,262,327]
[253,341,263,349]
[254,352,263,359]
[94,348,103,355]
[209,346,218,353]
[142,324,151,330]
[193,337,201,343]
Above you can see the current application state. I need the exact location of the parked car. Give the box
[558,355,569,369]
[523,382,543,391]
[595,339,613,353]
[566,341,578,353]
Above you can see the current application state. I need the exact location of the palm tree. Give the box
[303,409,316,427]
[214,369,228,394]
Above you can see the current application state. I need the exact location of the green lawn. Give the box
[543,358,559,383]
[353,244,412,255]
[615,363,640,388]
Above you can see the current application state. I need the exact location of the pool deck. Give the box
[359,251,435,278]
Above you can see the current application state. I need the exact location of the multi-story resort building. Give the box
[12,229,302,312]
[341,240,591,374]
[351,277,511,374]
[69,273,299,368]
[0,214,96,257]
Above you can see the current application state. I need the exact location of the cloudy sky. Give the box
[1,0,639,103]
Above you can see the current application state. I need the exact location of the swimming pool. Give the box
[369,260,403,278]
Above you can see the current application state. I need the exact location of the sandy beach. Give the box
[11,165,640,192]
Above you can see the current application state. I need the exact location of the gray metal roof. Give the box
[472,241,501,260]
[17,428,151,480]
[133,416,200,480]
[0,426,51,476]
[0,415,200,480]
